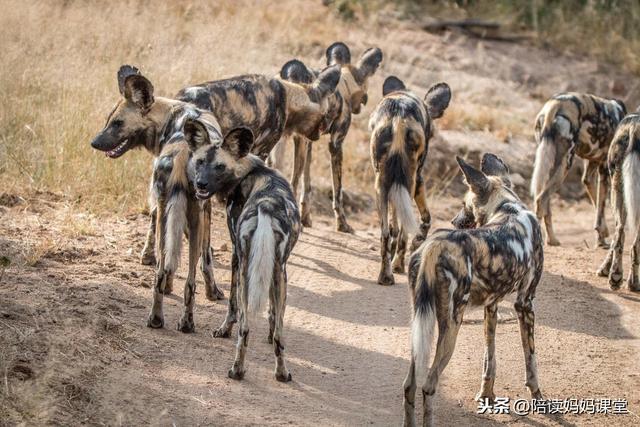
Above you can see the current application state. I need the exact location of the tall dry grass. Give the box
[0,0,350,213]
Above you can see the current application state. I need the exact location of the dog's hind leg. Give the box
[392,226,407,274]
[200,200,224,300]
[290,135,305,200]
[411,172,431,251]
[228,245,250,380]
[377,186,394,286]
[627,229,640,291]
[328,120,354,233]
[272,262,291,382]
[300,138,314,227]
[402,359,417,427]
[514,296,542,399]
[213,248,239,338]
[598,166,625,286]
[177,200,201,333]
[476,303,498,402]
[595,163,610,248]
[148,198,168,328]
[141,206,157,265]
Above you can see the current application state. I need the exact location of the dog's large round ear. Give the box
[481,153,512,187]
[424,82,451,119]
[183,118,211,151]
[456,156,489,195]
[355,47,383,84]
[223,127,254,159]
[326,42,351,66]
[280,59,315,84]
[123,73,155,112]
[382,76,406,96]
[312,65,341,99]
[117,65,140,95]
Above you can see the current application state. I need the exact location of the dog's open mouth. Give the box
[195,188,212,200]
[105,139,131,158]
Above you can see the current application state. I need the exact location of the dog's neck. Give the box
[145,97,184,155]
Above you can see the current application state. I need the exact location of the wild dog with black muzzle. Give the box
[274,42,383,232]
[90,66,225,312]
[597,113,640,291]
[92,63,338,266]
[531,92,626,247]
[403,154,544,427]
[369,76,451,286]
[186,118,300,382]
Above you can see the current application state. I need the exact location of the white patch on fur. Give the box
[623,152,640,232]
[412,303,436,387]
[444,269,458,319]
[247,208,276,317]
[389,183,419,235]
[164,191,187,272]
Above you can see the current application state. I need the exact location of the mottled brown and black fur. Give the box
[597,113,640,291]
[276,42,383,232]
[368,76,451,286]
[186,119,301,382]
[90,67,225,325]
[404,154,544,427]
[531,92,626,247]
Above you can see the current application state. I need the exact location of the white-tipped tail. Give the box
[164,192,187,272]
[247,208,276,316]
[530,138,555,199]
[623,152,640,232]
[412,305,436,384]
[389,183,419,235]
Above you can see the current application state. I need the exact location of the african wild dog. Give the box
[598,113,640,291]
[90,66,225,318]
[531,92,626,247]
[185,119,301,382]
[403,154,544,427]
[275,42,383,232]
[369,76,451,286]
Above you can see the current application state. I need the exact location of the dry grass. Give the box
[0,0,347,213]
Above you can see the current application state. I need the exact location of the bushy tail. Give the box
[247,208,276,316]
[530,136,556,200]
[623,151,640,231]
[389,183,419,235]
[163,191,187,272]
[411,241,438,383]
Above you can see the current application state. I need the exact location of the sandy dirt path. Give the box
[1,195,639,426]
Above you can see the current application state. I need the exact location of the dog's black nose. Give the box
[196,178,208,190]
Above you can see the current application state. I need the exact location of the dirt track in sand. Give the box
[1,194,639,426]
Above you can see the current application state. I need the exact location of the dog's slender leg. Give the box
[627,230,640,291]
[377,188,394,286]
[140,206,157,265]
[514,298,542,399]
[228,246,249,380]
[392,226,407,274]
[290,135,305,200]
[267,292,276,344]
[213,248,238,338]
[200,200,224,300]
[411,175,431,251]
[599,168,625,286]
[595,163,610,248]
[300,138,313,228]
[328,121,354,233]
[582,160,605,247]
[147,198,167,328]
[177,201,201,333]
[423,316,463,427]
[273,263,291,382]
[476,303,498,402]
[402,359,417,427]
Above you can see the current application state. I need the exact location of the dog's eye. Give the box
[111,119,123,128]
[215,164,226,171]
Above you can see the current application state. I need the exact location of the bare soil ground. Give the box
[1,192,639,426]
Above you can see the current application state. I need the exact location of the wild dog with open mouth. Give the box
[597,113,640,291]
[185,118,301,382]
[90,66,225,315]
[274,42,383,232]
[531,92,626,247]
[369,76,451,286]
[92,63,338,266]
[403,154,544,427]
